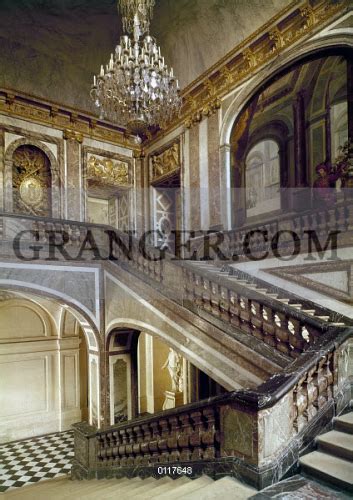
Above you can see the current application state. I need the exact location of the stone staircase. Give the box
[3,475,256,499]
[191,261,346,326]
[300,412,353,491]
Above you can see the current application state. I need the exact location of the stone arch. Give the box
[4,137,61,217]
[219,36,353,228]
[0,281,100,351]
[0,282,103,427]
[105,319,235,391]
[220,37,353,146]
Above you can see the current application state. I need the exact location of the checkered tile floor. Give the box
[0,431,74,493]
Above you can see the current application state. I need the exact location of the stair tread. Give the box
[154,475,214,500]
[335,412,353,426]
[182,476,255,500]
[300,451,353,486]
[317,429,353,451]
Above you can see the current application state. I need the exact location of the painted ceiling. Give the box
[0,0,292,115]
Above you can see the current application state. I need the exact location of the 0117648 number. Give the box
[157,466,193,475]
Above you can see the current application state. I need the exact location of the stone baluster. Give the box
[178,413,192,461]
[125,427,135,466]
[141,423,152,465]
[133,425,144,465]
[201,407,217,459]
[219,286,230,323]
[149,422,161,464]
[210,282,221,317]
[304,366,318,422]
[202,278,212,313]
[250,301,265,341]
[293,375,308,432]
[189,411,204,460]
[118,429,128,466]
[158,418,170,462]
[167,416,181,462]
[229,290,241,328]
[262,306,277,348]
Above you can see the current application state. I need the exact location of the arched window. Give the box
[245,139,280,218]
[331,101,348,160]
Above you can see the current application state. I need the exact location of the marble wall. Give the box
[0,297,83,443]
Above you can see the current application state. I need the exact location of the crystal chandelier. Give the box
[90,0,181,139]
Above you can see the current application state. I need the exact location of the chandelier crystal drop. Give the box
[118,0,155,36]
[90,1,181,139]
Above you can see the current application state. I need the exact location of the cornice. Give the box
[0,89,140,153]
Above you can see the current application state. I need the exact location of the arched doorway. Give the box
[107,328,227,425]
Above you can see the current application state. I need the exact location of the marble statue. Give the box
[162,348,183,392]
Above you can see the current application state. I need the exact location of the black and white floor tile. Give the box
[0,430,74,493]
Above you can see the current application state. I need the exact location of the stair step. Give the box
[300,451,353,490]
[317,430,353,460]
[182,476,255,499]
[302,309,316,315]
[154,475,214,500]
[335,412,353,434]
[87,477,148,499]
[134,476,189,498]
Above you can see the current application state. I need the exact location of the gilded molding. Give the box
[63,129,84,143]
[0,89,140,152]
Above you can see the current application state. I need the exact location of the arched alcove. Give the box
[4,138,61,217]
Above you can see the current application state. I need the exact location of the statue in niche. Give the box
[162,348,183,393]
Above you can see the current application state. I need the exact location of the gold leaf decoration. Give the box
[87,155,131,187]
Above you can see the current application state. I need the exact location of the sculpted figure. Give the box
[162,348,183,392]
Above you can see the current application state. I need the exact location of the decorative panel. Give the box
[12,145,52,216]
[151,142,180,183]
[87,154,131,187]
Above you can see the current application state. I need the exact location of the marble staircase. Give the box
[3,475,256,499]
[299,411,353,491]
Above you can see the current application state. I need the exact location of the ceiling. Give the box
[0,0,292,115]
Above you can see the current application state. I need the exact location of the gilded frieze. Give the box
[87,155,131,187]
[151,142,180,182]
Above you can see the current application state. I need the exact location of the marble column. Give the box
[189,124,201,231]
[219,144,232,230]
[64,130,83,222]
[133,150,146,236]
[292,91,310,210]
[208,111,222,229]
[0,127,4,211]
[348,57,353,144]
[293,91,307,187]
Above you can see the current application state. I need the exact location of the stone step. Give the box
[154,475,214,500]
[316,430,353,461]
[334,412,353,434]
[133,476,189,498]
[84,477,150,499]
[300,450,353,490]
[181,476,255,499]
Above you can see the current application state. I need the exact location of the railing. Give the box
[188,199,353,260]
[72,326,353,488]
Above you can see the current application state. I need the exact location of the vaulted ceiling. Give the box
[0,0,292,115]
